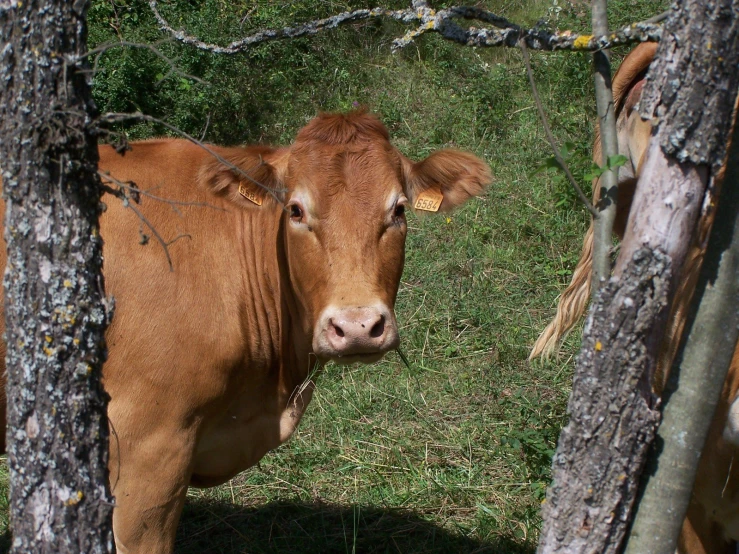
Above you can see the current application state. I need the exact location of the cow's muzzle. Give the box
[313,305,400,364]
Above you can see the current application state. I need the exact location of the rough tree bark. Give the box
[0,1,115,553]
[537,1,739,552]
[537,247,664,554]
[623,92,739,554]
[622,1,739,551]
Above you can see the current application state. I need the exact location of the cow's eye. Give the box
[289,203,304,223]
[393,199,406,225]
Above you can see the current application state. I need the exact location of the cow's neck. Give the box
[236,205,315,428]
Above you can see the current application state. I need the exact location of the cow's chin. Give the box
[311,345,392,366]
[323,351,389,366]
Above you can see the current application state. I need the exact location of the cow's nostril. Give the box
[369,316,385,339]
[330,319,345,338]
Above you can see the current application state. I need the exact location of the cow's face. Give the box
[202,112,491,365]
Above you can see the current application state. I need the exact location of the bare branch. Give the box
[199,113,212,143]
[99,171,191,272]
[125,198,177,272]
[148,1,663,54]
[436,20,661,51]
[97,170,223,212]
[642,10,670,25]
[148,1,418,55]
[590,0,620,296]
[519,40,598,218]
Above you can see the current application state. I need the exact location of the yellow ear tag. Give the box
[414,189,444,212]
[238,182,264,206]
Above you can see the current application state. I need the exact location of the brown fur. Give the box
[0,111,492,553]
[529,44,739,552]
[402,149,492,212]
[294,109,391,145]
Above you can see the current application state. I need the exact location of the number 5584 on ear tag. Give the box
[238,183,264,206]
[414,189,443,212]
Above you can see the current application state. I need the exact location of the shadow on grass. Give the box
[176,498,534,554]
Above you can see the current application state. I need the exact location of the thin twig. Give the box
[97,170,224,212]
[199,113,212,142]
[590,0,621,295]
[101,180,178,271]
[99,170,210,271]
[519,40,598,217]
[149,1,418,54]
[641,10,670,25]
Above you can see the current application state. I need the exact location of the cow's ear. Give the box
[401,150,492,213]
[199,146,289,208]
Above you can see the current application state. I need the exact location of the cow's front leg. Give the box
[109,425,197,554]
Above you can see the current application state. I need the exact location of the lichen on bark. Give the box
[537,248,664,554]
[0,1,114,552]
[639,0,739,167]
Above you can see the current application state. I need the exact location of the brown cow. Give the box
[0,111,492,553]
[530,42,739,553]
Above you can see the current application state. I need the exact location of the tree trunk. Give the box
[621,1,739,549]
[537,247,663,554]
[0,2,115,553]
[623,94,739,554]
[537,1,739,552]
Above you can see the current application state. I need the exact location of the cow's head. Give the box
[201,111,492,365]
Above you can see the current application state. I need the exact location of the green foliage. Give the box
[584,154,629,181]
[0,0,669,551]
[530,140,593,209]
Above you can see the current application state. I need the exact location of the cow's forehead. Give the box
[285,111,404,188]
[286,140,403,204]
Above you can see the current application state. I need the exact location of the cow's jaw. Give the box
[312,304,400,364]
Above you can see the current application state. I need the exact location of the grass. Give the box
[0,0,668,551]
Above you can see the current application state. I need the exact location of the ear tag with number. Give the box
[238,182,264,206]
[413,189,444,212]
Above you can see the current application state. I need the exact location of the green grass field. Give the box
[0,0,668,552]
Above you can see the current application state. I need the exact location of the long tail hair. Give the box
[529,42,658,361]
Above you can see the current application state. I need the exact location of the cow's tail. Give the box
[529,41,658,361]
[529,222,593,360]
